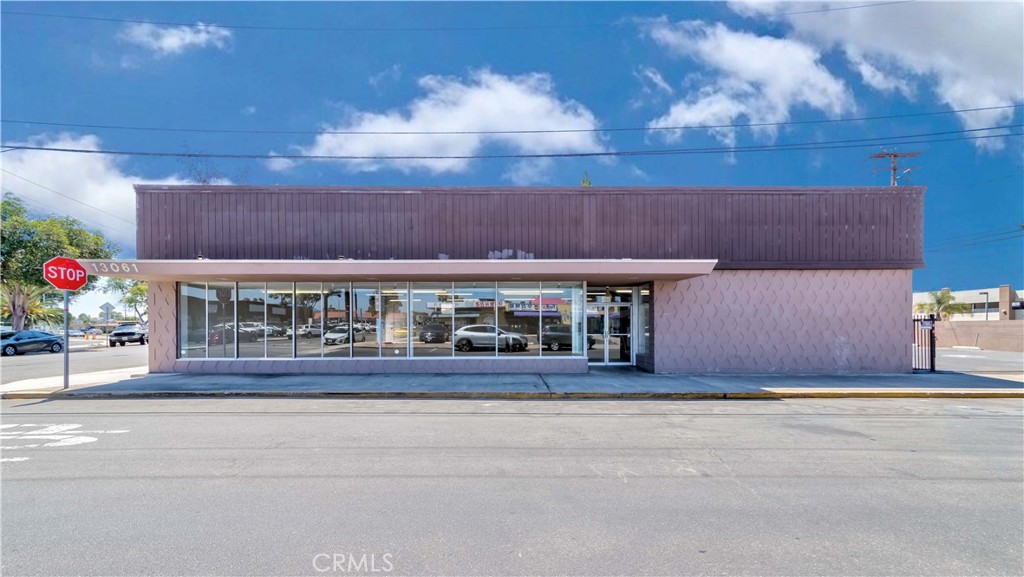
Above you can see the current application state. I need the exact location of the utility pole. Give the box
[870,150,922,186]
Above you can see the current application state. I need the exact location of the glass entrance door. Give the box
[586,304,632,365]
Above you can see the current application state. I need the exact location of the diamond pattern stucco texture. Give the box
[653,269,912,374]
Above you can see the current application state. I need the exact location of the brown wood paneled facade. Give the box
[136,185,924,269]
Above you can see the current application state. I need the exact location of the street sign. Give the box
[99,302,116,313]
[43,257,88,292]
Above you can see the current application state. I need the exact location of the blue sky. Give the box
[2,1,1022,317]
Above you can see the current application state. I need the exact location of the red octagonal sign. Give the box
[43,256,88,292]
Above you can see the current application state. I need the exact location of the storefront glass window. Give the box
[540,282,585,356]
[636,286,651,356]
[266,283,294,358]
[352,283,381,357]
[237,282,266,358]
[207,282,236,358]
[178,282,207,358]
[497,283,540,357]
[323,283,352,358]
[411,283,454,358]
[380,282,409,358]
[295,282,322,358]
[453,283,497,357]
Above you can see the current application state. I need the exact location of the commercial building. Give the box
[85,185,924,374]
[912,285,1023,321]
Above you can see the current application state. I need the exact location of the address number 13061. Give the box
[90,261,140,273]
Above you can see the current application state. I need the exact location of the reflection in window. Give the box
[207,282,236,358]
[380,282,409,358]
[238,282,266,358]
[352,283,381,357]
[295,282,322,358]
[637,286,651,357]
[540,282,585,357]
[497,283,540,356]
[178,282,207,358]
[266,283,294,358]
[323,283,352,358]
[411,283,454,358]
[453,283,497,357]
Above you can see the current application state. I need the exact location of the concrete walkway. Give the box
[2,366,1021,400]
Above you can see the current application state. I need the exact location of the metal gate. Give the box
[912,315,936,372]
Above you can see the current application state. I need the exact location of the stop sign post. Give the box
[43,257,88,390]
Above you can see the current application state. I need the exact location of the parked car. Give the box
[208,323,258,343]
[453,325,528,352]
[68,329,86,337]
[2,330,64,356]
[108,323,148,346]
[264,323,287,337]
[237,322,265,340]
[323,326,366,345]
[541,325,595,351]
[418,323,450,343]
[287,324,323,339]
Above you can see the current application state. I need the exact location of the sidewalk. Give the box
[2,367,1022,400]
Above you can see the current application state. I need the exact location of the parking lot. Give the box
[0,340,148,384]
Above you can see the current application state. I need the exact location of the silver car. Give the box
[453,325,528,352]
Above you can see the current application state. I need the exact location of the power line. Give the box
[3,125,1020,161]
[928,225,1024,248]
[926,232,1024,252]
[1,188,126,234]
[0,2,916,32]
[3,104,1018,137]
[0,169,137,225]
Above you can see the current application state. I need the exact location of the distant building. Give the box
[913,285,1023,321]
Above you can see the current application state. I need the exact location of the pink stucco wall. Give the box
[146,282,587,374]
[652,269,912,374]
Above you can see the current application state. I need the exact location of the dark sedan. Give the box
[541,325,595,351]
[1,330,65,356]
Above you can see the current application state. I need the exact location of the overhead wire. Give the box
[1,187,126,234]
[2,125,1020,161]
[1,169,137,225]
[0,2,917,32]
[5,104,1017,137]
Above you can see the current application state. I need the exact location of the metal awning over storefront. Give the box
[78,258,718,284]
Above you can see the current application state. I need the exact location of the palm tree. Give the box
[0,285,64,329]
[915,288,973,321]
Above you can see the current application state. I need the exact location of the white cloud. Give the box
[728,1,1024,150]
[503,158,556,186]
[1,133,187,254]
[241,105,257,116]
[265,151,297,172]
[368,64,402,89]
[641,18,854,147]
[843,47,914,99]
[119,22,232,56]
[286,70,609,182]
[636,66,674,95]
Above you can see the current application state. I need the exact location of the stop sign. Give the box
[43,256,88,291]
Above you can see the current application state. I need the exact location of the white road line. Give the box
[1,457,30,462]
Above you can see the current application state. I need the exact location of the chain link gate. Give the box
[912,314,937,372]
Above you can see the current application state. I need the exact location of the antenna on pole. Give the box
[870,149,922,186]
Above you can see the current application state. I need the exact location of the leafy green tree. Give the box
[915,288,973,321]
[0,285,64,328]
[1,193,117,330]
[105,278,149,323]
[77,313,91,324]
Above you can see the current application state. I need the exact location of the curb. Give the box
[3,390,1022,401]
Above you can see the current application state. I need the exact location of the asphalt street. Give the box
[936,348,1024,375]
[2,397,1021,576]
[0,343,148,384]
